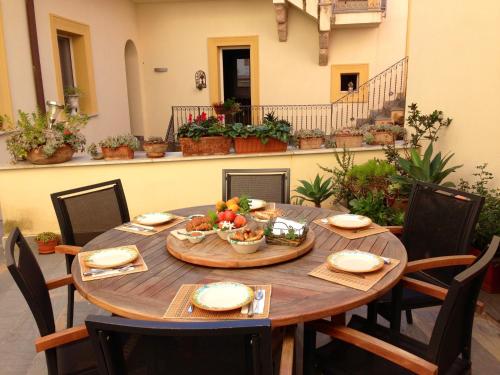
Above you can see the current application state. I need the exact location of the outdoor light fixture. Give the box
[195,70,207,90]
[46,100,64,129]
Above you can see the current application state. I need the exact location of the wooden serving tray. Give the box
[166,230,315,268]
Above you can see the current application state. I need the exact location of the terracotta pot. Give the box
[143,142,167,158]
[334,135,363,148]
[387,197,409,212]
[298,137,323,150]
[101,146,135,160]
[36,239,58,254]
[179,136,231,156]
[27,144,74,165]
[234,137,288,154]
[373,131,395,145]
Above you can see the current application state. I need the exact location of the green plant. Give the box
[177,112,228,141]
[458,164,500,251]
[228,113,292,144]
[319,148,355,206]
[212,97,241,113]
[99,134,140,150]
[391,142,462,194]
[86,143,99,157]
[64,86,83,97]
[347,159,396,196]
[406,103,452,147]
[363,124,406,136]
[6,109,87,162]
[145,136,166,144]
[292,174,334,208]
[332,127,364,136]
[350,191,404,226]
[294,128,325,139]
[35,232,58,243]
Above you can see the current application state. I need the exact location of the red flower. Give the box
[188,114,193,123]
[201,111,207,121]
[217,115,224,122]
[63,129,72,136]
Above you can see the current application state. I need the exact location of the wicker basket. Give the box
[101,146,135,160]
[334,135,363,148]
[264,219,309,247]
[234,137,288,154]
[27,144,74,165]
[298,137,323,150]
[179,136,231,156]
[373,131,394,145]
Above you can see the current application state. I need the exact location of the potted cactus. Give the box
[332,127,364,148]
[98,134,140,160]
[35,232,59,254]
[143,136,168,158]
[295,129,325,150]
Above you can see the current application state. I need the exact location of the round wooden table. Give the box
[73,204,407,327]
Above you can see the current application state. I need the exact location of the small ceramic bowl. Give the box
[216,226,246,241]
[227,236,265,254]
[187,231,205,244]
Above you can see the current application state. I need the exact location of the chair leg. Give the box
[303,324,316,375]
[367,302,378,325]
[67,284,75,328]
[405,309,413,325]
[390,283,403,331]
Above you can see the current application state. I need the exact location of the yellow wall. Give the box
[405,0,500,186]
[136,0,408,136]
[0,148,390,235]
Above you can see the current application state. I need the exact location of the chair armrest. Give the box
[405,255,476,274]
[35,325,88,353]
[46,274,73,290]
[55,245,82,256]
[385,226,403,235]
[279,326,295,375]
[402,276,485,314]
[309,320,437,375]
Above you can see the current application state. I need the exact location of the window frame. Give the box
[331,63,369,102]
[0,4,13,120]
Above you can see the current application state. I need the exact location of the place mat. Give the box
[309,257,400,291]
[163,284,272,320]
[78,245,148,281]
[115,215,187,236]
[313,218,389,239]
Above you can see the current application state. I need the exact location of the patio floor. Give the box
[1,237,499,374]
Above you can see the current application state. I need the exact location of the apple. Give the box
[233,215,247,228]
[217,212,226,223]
[223,210,236,222]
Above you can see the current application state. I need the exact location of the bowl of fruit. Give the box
[215,210,247,240]
[227,229,265,254]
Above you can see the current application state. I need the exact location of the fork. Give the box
[248,289,264,317]
[83,264,134,277]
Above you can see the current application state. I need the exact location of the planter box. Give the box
[298,137,323,150]
[179,136,231,156]
[143,142,167,158]
[27,144,74,165]
[101,146,135,160]
[373,131,395,145]
[334,135,363,148]
[234,137,288,154]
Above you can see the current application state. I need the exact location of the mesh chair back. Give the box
[222,169,290,203]
[86,316,273,375]
[402,182,484,283]
[427,236,499,372]
[51,180,130,246]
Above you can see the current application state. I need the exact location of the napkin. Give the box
[272,218,306,236]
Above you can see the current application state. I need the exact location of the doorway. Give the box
[221,48,251,106]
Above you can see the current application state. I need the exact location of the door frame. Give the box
[207,36,259,106]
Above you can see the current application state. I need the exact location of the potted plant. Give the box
[64,86,83,115]
[143,136,168,158]
[291,174,333,207]
[294,129,325,150]
[177,112,231,156]
[230,112,291,154]
[98,134,140,160]
[86,142,103,160]
[332,127,364,148]
[6,109,87,164]
[35,232,59,254]
[363,124,406,145]
[212,97,241,116]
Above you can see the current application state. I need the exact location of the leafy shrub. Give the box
[292,174,333,208]
[177,112,228,141]
[350,191,404,226]
[347,159,396,196]
[228,112,292,144]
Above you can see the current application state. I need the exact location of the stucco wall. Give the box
[405,0,500,186]
[136,0,408,136]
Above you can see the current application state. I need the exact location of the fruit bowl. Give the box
[227,235,266,254]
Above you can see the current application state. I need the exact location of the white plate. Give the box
[327,250,384,273]
[191,282,254,311]
[248,199,267,211]
[84,247,138,269]
[134,212,175,226]
[327,214,372,229]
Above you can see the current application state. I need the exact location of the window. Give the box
[331,64,369,102]
[0,4,12,120]
[340,73,359,92]
[50,14,98,115]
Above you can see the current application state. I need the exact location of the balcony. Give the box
[332,0,386,27]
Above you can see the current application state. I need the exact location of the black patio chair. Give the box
[51,179,130,328]
[6,228,97,375]
[369,182,484,329]
[85,315,296,375]
[304,236,499,375]
[222,168,291,203]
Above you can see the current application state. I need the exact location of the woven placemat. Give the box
[163,284,272,320]
[78,245,148,281]
[309,258,400,291]
[313,219,389,239]
[115,216,186,236]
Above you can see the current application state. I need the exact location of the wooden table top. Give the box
[73,204,407,327]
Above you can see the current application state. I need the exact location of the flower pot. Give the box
[101,146,135,160]
[179,136,231,156]
[373,131,395,145]
[234,137,288,154]
[334,135,363,148]
[27,144,74,165]
[143,142,167,158]
[298,137,323,150]
[387,197,409,212]
[66,95,80,115]
[36,239,58,254]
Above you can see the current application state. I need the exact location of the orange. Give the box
[228,204,239,213]
[215,200,226,212]
[231,196,240,204]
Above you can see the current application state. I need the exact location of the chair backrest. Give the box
[85,315,273,375]
[427,236,499,372]
[51,179,130,246]
[222,168,290,203]
[402,182,484,283]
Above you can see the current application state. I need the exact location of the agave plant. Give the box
[292,174,334,208]
[392,142,462,193]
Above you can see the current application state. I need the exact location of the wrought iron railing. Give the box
[166,56,407,145]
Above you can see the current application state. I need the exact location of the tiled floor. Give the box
[1,239,499,374]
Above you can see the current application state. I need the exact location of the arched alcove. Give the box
[124,40,145,136]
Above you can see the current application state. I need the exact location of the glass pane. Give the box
[340,73,359,91]
[57,35,75,90]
